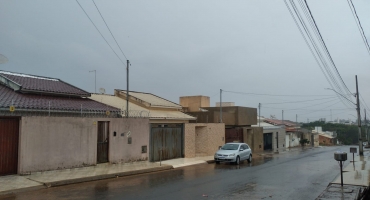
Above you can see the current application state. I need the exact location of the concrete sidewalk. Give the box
[0,156,215,196]
[317,148,370,199]
[0,161,172,196]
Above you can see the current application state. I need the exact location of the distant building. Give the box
[215,102,235,107]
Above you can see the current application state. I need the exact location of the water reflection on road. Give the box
[0,147,346,200]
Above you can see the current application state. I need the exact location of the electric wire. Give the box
[75,0,126,66]
[286,0,355,109]
[346,0,370,55]
[92,0,128,60]
[288,0,348,107]
[223,90,334,97]
[263,96,337,105]
[303,0,354,95]
[293,0,351,106]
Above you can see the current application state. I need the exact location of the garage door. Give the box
[225,128,243,143]
[150,126,183,162]
[0,118,19,176]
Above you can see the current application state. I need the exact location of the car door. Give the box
[240,144,248,160]
[244,144,251,158]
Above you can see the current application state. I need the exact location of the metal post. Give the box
[126,60,129,118]
[340,161,343,186]
[356,75,363,155]
[258,103,261,127]
[365,109,367,143]
[159,147,162,166]
[220,89,222,123]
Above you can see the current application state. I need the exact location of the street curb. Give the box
[0,165,173,196]
[0,185,46,196]
[206,160,215,164]
[42,165,174,187]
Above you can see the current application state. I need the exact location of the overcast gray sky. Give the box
[1,0,369,122]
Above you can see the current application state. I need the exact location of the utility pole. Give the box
[126,60,129,118]
[356,75,363,155]
[89,70,96,93]
[282,110,284,126]
[220,89,222,123]
[259,103,261,127]
[365,109,368,143]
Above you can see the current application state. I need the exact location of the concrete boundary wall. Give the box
[19,117,149,174]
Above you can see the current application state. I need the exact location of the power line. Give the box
[223,90,334,97]
[92,0,128,60]
[262,99,345,111]
[303,0,353,95]
[285,0,355,109]
[346,0,370,55]
[286,0,347,108]
[75,0,126,66]
[263,96,337,105]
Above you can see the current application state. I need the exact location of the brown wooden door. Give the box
[0,118,19,176]
[150,127,183,162]
[97,121,109,163]
[225,128,243,143]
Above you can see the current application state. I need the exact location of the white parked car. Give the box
[214,143,252,165]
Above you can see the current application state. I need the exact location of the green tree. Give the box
[301,121,358,145]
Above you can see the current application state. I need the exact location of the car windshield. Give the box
[221,144,239,150]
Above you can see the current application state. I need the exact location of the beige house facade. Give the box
[180,95,263,154]
[19,116,149,174]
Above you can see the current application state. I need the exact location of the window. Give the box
[141,145,147,153]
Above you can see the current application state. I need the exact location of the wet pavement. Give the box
[0,146,349,200]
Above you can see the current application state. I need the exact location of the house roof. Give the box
[319,133,334,139]
[90,94,148,111]
[115,89,182,109]
[91,93,195,120]
[263,118,298,127]
[0,84,119,112]
[0,70,90,97]
[252,121,283,130]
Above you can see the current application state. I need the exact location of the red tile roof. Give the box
[0,71,90,97]
[263,118,298,127]
[0,84,119,112]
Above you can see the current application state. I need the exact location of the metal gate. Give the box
[0,118,19,176]
[97,121,109,163]
[225,128,243,143]
[150,127,183,162]
[264,133,273,150]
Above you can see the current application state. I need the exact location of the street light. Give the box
[324,88,356,105]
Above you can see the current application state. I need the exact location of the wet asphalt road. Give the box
[1,146,350,200]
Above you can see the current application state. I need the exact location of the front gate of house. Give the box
[0,118,19,176]
[150,126,183,162]
[264,133,273,150]
[97,121,109,163]
[225,128,243,143]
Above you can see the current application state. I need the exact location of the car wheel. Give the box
[215,161,220,164]
[247,154,252,163]
[235,156,240,165]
